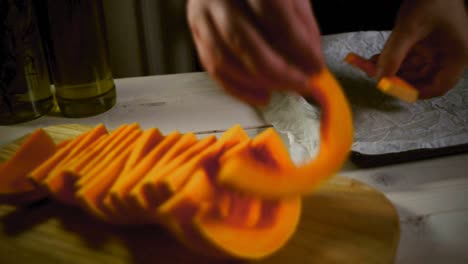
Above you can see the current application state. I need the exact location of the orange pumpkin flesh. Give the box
[28,124,108,184]
[121,128,164,175]
[217,69,353,198]
[345,52,419,102]
[1,124,312,259]
[103,132,182,222]
[157,125,250,220]
[140,136,217,207]
[129,133,198,210]
[193,197,301,260]
[77,147,134,221]
[60,124,129,181]
[78,124,141,177]
[0,129,56,194]
[76,129,142,187]
[345,52,378,77]
[378,76,419,103]
[0,68,354,260]
[160,125,250,200]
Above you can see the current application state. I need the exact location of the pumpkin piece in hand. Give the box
[218,69,353,198]
[345,52,419,102]
[345,52,378,77]
[378,77,419,103]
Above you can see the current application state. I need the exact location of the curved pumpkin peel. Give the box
[193,197,301,259]
[218,69,353,198]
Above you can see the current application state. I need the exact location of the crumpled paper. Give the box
[261,31,468,161]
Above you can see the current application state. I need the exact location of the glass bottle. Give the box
[0,0,53,125]
[46,0,116,117]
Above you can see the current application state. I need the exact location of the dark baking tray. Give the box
[350,143,468,168]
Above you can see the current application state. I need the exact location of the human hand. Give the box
[186,0,325,105]
[376,0,468,99]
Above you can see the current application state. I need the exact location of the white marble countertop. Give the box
[1,72,468,264]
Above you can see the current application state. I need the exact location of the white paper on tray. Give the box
[260,31,468,159]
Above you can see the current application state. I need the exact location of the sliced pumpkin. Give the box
[378,76,419,103]
[128,133,198,210]
[344,52,378,77]
[218,191,262,228]
[158,125,250,205]
[0,129,56,194]
[56,139,71,149]
[138,135,217,211]
[28,124,108,184]
[192,197,301,259]
[157,169,229,257]
[41,134,108,204]
[76,129,142,187]
[121,128,164,175]
[40,125,138,204]
[345,52,419,102]
[79,123,141,176]
[160,168,300,259]
[76,147,134,221]
[218,69,353,198]
[59,124,129,178]
[103,131,182,220]
[1,123,306,260]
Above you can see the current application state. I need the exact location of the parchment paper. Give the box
[261,31,468,165]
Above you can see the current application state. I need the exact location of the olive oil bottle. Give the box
[46,0,116,117]
[0,0,53,125]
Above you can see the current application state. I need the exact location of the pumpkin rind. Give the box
[218,69,354,198]
[193,197,301,259]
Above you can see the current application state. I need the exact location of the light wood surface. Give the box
[0,124,399,264]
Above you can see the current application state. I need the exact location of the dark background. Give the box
[312,0,401,35]
[33,0,403,75]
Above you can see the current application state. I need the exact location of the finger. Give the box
[418,57,466,99]
[188,4,272,104]
[215,70,272,106]
[377,24,428,79]
[246,0,324,73]
[208,1,310,93]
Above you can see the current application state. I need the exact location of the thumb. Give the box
[377,25,428,79]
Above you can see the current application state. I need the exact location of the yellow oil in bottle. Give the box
[46,0,116,117]
[0,0,53,125]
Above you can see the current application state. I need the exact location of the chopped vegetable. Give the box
[345,52,419,102]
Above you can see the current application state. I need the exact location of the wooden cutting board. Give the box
[0,124,400,264]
